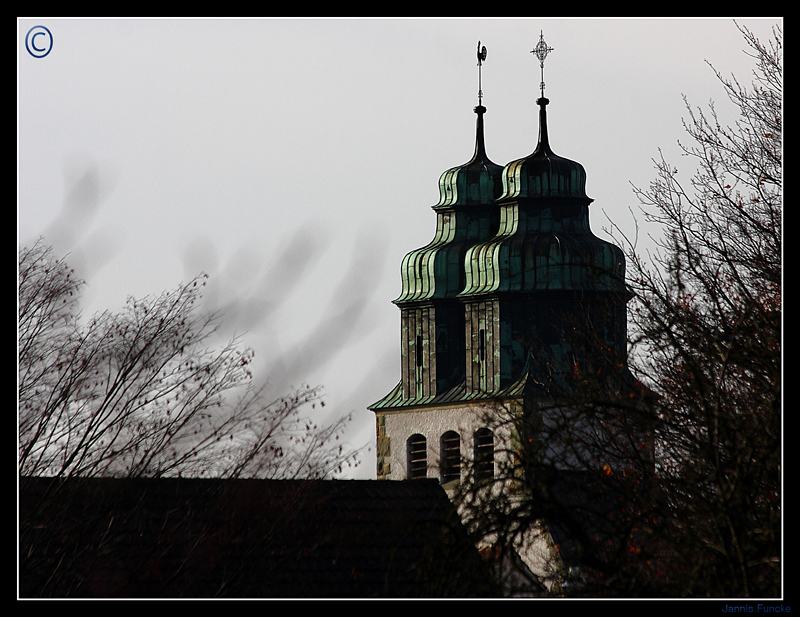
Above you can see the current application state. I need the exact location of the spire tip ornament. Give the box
[531,31,554,98]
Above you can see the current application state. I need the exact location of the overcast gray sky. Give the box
[18,17,781,478]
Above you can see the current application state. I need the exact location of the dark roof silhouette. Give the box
[19,476,498,598]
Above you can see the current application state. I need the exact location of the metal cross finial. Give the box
[531,31,554,98]
[477,41,487,105]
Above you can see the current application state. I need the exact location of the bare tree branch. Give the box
[18,238,362,481]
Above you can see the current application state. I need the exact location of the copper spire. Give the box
[531,31,554,154]
[473,41,489,162]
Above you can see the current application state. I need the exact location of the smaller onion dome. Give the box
[500,97,589,201]
[435,105,504,208]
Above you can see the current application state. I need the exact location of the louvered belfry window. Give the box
[440,431,461,484]
[407,434,427,479]
[474,428,494,481]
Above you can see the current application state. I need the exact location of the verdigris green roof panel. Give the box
[437,167,461,207]
[462,204,519,295]
[368,364,538,411]
[396,214,454,302]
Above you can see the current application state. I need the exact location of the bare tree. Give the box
[18,239,361,482]
[619,22,781,598]
[454,22,781,597]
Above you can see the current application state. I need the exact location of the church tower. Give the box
[370,35,630,485]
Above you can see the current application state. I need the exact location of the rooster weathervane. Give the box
[477,41,487,106]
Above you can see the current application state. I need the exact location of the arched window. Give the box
[474,428,494,481]
[407,434,427,479]
[440,431,461,484]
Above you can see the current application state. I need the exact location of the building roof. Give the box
[369,371,529,412]
[19,476,498,598]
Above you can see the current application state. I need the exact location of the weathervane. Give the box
[477,41,487,106]
[531,31,554,98]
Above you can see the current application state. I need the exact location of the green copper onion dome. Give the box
[395,105,502,303]
[435,105,504,207]
[500,97,588,200]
